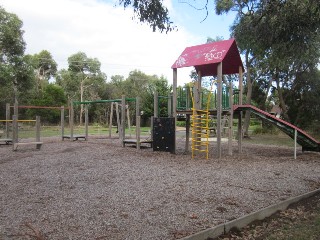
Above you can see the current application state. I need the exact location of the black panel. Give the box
[153,117,175,153]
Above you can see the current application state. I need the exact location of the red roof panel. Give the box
[171,39,244,76]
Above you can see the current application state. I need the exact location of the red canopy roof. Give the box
[171,39,244,76]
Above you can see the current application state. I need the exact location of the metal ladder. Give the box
[189,83,213,160]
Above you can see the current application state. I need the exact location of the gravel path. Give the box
[1,138,320,239]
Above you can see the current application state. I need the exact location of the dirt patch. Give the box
[0,138,319,239]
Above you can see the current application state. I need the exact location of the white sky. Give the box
[1,0,236,86]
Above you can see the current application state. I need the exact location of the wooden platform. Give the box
[0,138,13,145]
[13,141,43,151]
[62,135,87,141]
[123,139,153,148]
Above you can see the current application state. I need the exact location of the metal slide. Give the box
[234,105,320,152]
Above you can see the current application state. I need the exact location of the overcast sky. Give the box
[1,0,236,86]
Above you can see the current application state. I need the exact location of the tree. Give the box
[56,52,106,125]
[26,84,67,124]
[0,6,34,106]
[118,0,175,32]
[284,69,320,129]
[30,50,57,93]
[215,0,320,133]
[143,74,171,119]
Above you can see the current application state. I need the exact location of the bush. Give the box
[253,124,279,135]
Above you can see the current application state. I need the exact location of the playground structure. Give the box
[2,96,149,149]
[68,96,151,149]
[170,39,320,159]
[2,39,319,156]
[0,104,43,150]
[68,97,134,141]
[2,103,68,144]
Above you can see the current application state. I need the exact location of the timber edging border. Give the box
[181,188,320,240]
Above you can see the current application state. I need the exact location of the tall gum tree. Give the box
[0,6,33,106]
[215,0,320,131]
[57,52,105,125]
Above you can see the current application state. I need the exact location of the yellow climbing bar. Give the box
[189,82,214,160]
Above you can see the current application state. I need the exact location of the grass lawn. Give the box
[2,124,152,139]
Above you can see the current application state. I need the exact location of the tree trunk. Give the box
[80,80,84,125]
[243,52,253,137]
[261,77,273,111]
[275,77,289,121]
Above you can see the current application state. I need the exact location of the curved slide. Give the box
[234,105,320,152]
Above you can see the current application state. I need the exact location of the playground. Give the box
[1,39,320,239]
[1,135,320,239]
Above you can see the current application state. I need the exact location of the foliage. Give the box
[0,6,25,61]
[25,84,67,124]
[29,50,58,92]
[0,6,34,104]
[57,51,106,101]
[215,0,320,130]
[117,0,175,33]
[108,70,171,124]
[285,68,320,128]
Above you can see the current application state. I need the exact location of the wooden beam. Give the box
[168,93,172,117]
[173,68,177,154]
[5,103,10,139]
[239,66,243,105]
[116,103,120,138]
[185,114,190,153]
[238,66,243,153]
[136,97,141,150]
[109,102,114,138]
[85,105,89,141]
[70,102,74,141]
[121,95,126,147]
[36,116,41,143]
[154,91,158,118]
[12,115,18,145]
[228,82,233,156]
[217,63,223,159]
[61,106,64,141]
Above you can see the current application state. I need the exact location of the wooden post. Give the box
[126,105,131,138]
[228,82,233,156]
[14,102,18,117]
[109,102,114,138]
[186,85,190,110]
[70,101,74,141]
[239,66,243,105]
[12,115,18,145]
[217,63,223,159]
[136,97,141,150]
[238,114,242,154]
[154,91,158,118]
[36,116,42,150]
[193,71,202,148]
[116,103,120,138]
[172,68,177,154]
[36,116,41,142]
[238,66,243,154]
[168,93,172,117]
[5,103,10,139]
[61,106,65,141]
[185,114,190,153]
[151,116,154,145]
[121,95,126,147]
[194,71,201,109]
[294,129,297,159]
[85,105,89,141]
